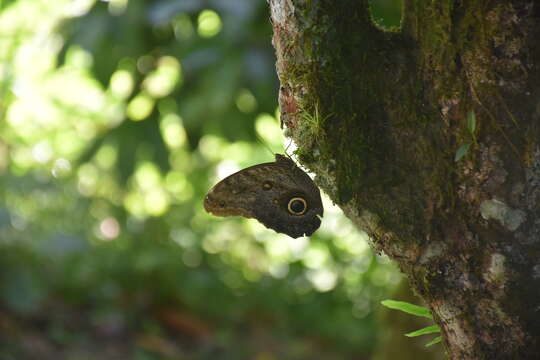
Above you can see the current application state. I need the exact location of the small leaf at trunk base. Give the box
[467,110,476,134]
[425,336,443,347]
[455,143,470,162]
[381,300,433,319]
[405,325,440,337]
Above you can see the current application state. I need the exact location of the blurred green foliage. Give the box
[0,0,403,359]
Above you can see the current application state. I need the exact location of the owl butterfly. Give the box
[204,154,323,238]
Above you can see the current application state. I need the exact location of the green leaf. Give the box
[467,110,476,134]
[405,325,441,337]
[380,300,433,319]
[425,336,443,347]
[454,143,470,162]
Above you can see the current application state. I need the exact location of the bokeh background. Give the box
[0,1,431,359]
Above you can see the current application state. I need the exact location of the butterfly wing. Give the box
[204,155,323,238]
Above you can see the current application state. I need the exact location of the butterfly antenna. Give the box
[284,138,293,155]
[255,133,275,157]
[284,138,298,162]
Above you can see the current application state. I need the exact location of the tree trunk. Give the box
[268,0,540,358]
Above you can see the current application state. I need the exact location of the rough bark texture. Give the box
[268,0,540,358]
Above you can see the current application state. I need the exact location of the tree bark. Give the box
[268,0,540,358]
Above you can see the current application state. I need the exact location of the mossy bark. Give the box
[269,0,540,358]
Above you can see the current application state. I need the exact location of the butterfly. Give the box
[204,154,323,238]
